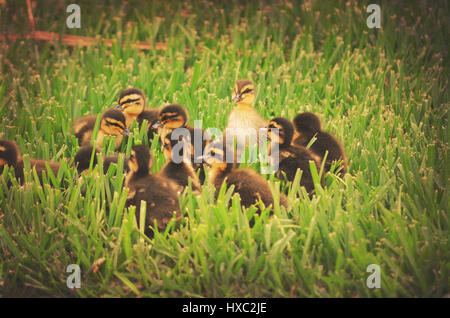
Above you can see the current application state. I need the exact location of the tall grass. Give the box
[0,0,448,297]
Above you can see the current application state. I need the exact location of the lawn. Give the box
[0,0,448,297]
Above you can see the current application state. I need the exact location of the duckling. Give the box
[225,79,268,147]
[159,131,201,192]
[0,139,61,186]
[125,145,182,237]
[116,87,160,141]
[74,145,129,175]
[267,118,322,195]
[153,104,190,140]
[154,104,208,183]
[73,108,130,150]
[201,140,288,215]
[292,112,346,175]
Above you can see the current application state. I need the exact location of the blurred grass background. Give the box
[0,0,448,297]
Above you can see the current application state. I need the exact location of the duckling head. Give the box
[128,145,153,176]
[74,145,98,174]
[162,131,194,163]
[0,139,19,168]
[200,140,236,172]
[232,79,255,106]
[100,109,130,137]
[267,117,294,148]
[155,104,188,130]
[116,88,146,123]
[293,112,321,134]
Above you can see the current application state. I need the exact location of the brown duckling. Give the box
[125,145,182,237]
[292,112,346,175]
[73,108,130,150]
[159,131,201,192]
[0,139,61,186]
[200,140,288,214]
[116,87,159,142]
[153,104,209,184]
[267,117,322,195]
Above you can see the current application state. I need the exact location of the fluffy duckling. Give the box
[0,139,61,186]
[153,104,189,139]
[154,104,208,183]
[73,108,130,150]
[116,87,159,141]
[292,112,346,175]
[159,131,201,192]
[74,145,129,175]
[225,79,268,146]
[201,140,288,214]
[268,118,322,195]
[125,145,182,237]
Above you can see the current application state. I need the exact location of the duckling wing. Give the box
[126,175,181,233]
[277,147,319,194]
[73,116,97,145]
[225,169,275,209]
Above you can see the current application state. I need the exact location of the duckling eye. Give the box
[210,150,216,156]
[241,88,253,95]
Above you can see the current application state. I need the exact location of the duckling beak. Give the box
[152,121,163,129]
[121,128,131,136]
[232,94,242,103]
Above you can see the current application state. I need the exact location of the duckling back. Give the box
[125,173,181,236]
[73,115,97,146]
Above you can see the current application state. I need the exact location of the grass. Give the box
[0,0,448,297]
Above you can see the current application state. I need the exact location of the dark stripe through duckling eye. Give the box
[161,114,182,122]
[120,98,141,106]
[106,120,125,129]
[241,88,253,94]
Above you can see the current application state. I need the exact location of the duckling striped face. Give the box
[100,110,130,136]
[0,140,19,167]
[118,93,145,116]
[158,105,188,130]
[232,80,255,105]
[202,142,228,171]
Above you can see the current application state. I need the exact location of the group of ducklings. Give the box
[0,80,346,236]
